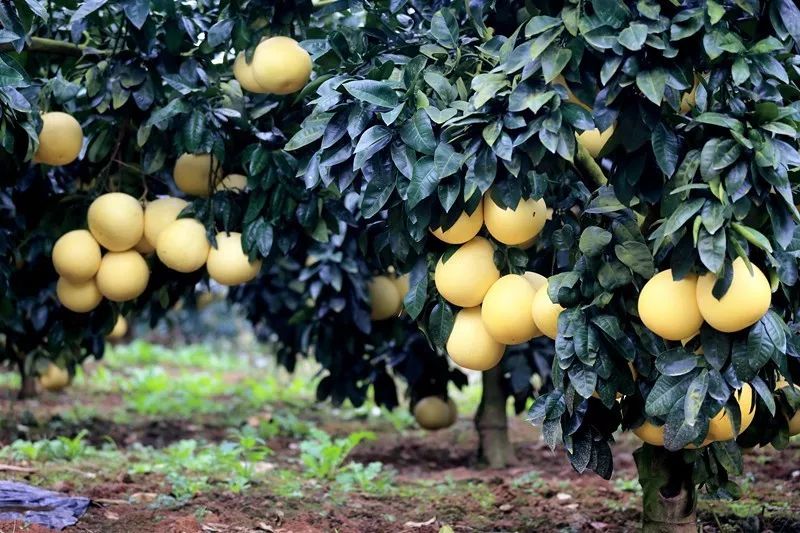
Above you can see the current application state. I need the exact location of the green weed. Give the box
[1,430,94,462]
[299,428,375,480]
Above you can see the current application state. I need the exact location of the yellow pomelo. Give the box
[233,52,266,93]
[216,173,248,192]
[207,232,262,286]
[446,307,505,371]
[35,112,83,166]
[434,237,499,307]
[577,126,615,158]
[251,36,312,95]
[633,421,665,446]
[392,273,410,301]
[134,236,155,254]
[173,153,222,197]
[776,380,800,436]
[431,199,484,244]
[696,257,771,332]
[484,194,548,246]
[413,396,456,430]
[553,74,592,110]
[87,193,145,252]
[481,274,539,344]
[56,277,103,313]
[680,84,696,114]
[52,229,101,283]
[107,316,128,340]
[156,218,210,273]
[96,250,150,302]
[143,197,189,248]
[39,364,70,392]
[707,384,756,441]
[523,272,548,338]
[638,270,704,341]
[532,282,565,340]
[369,275,401,320]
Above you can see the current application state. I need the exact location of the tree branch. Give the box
[0,37,107,57]
[574,142,608,187]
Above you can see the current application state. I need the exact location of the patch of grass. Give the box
[466,481,496,510]
[613,476,643,495]
[299,428,375,480]
[0,371,21,390]
[511,470,546,493]
[1,430,94,462]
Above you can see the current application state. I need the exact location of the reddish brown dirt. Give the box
[2,387,799,532]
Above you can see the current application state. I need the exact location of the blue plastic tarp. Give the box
[0,481,90,530]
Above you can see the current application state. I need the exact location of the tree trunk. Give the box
[17,360,37,400]
[474,366,517,468]
[634,445,697,533]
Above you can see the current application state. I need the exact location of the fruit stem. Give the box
[574,142,608,187]
[0,37,107,56]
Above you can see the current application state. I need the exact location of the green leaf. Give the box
[399,110,436,155]
[747,320,775,373]
[433,142,463,179]
[636,68,667,105]
[430,9,459,48]
[471,73,508,108]
[568,364,597,399]
[525,15,562,36]
[731,223,773,253]
[618,22,648,51]
[343,80,398,108]
[655,348,699,376]
[429,302,455,349]
[285,112,333,151]
[423,72,458,103]
[651,123,679,177]
[662,198,705,236]
[406,156,439,209]
[684,369,709,427]
[242,219,273,258]
[579,227,612,256]
[646,374,692,417]
[403,258,429,320]
[697,229,726,273]
[614,241,655,278]
[541,47,572,82]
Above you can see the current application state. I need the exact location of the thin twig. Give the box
[574,142,608,187]
[0,463,37,473]
[0,37,107,56]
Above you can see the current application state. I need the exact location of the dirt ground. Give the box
[1,356,799,533]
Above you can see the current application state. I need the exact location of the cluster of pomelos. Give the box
[368,272,410,321]
[633,258,778,447]
[53,192,262,313]
[232,36,312,96]
[430,192,565,372]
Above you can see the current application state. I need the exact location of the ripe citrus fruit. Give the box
[96,250,150,302]
[233,52,266,93]
[143,197,189,249]
[523,272,548,338]
[39,364,70,392]
[707,384,756,441]
[434,236,499,307]
[577,126,614,158]
[173,153,222,197]
[638,270,704,340]
[52,229,101,283]
[532,282,564,340]
[216,173,248,192]
[207,232,262,286]
[484,194,548,246]
[482,274,539,344]
[107,316,128,340]
[413,396,456,430]
[633,420,665,446]
[446,307,505,371]
[369,275,401,320]
[87,193,145,251]
[431,199,484,244]
[56,277,103,313]
[35,112,83,166]
[392,273,410,301]
[251,37,312,95]
[156,218,210,273]
[696,258,771,332]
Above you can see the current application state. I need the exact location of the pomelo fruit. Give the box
[56,277,102,313]
[143,197,189,249]
[87,193,145,252]
[446,307,505,371]
[173,153,222,197]
[707,384,756,441]
[251,36,312,95]
[413,396,456,430]
[369,275,401,320]
[35,112,83,166]
[431,199,484,244]
[434,237,499,307]
[696,258,771,332]
[638,270,704,340]
[156,218,210,273]
[207,232,262,285]
[95,250,150,302]
[532,282,564,340]
[52,229,101,283]
[484,194,548,246]
[481,274,539,344]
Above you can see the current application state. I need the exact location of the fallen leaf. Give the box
[498,503,513,512]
